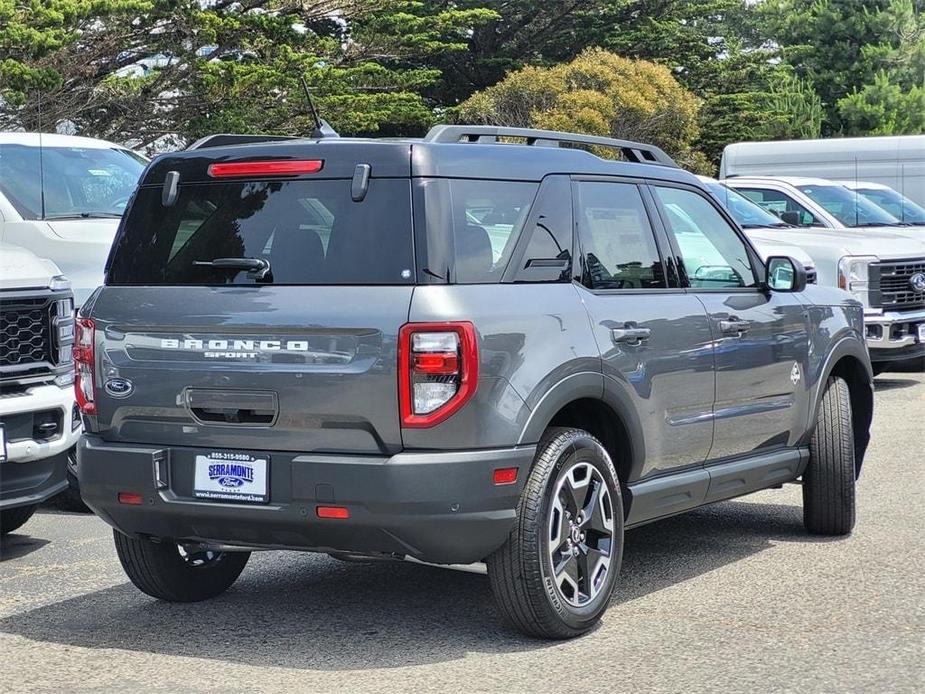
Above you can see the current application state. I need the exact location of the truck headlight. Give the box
[837,256,878,307]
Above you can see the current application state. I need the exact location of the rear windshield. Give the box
[0,144,146,220]
[107,179,414,285]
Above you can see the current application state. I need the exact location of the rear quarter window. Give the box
[107,178,414,285]
[418,179,539,284]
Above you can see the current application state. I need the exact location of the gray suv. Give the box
[76,126,873,639]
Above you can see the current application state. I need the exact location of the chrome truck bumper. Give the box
[864,307,925,365]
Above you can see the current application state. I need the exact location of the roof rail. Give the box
[424,125,678,167]
[186,134,301,150]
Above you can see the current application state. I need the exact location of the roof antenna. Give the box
[300,77,339,139]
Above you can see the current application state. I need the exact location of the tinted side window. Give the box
[576,181,666,290]
[653,186,757,289]
[513,176,572,283]
[735,187,820,226]
[420,179,539,284]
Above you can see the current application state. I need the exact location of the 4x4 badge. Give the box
[790,363,801,386]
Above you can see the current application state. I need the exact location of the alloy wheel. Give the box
[547,461,614,607]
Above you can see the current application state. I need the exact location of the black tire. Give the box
[487,427,624,639]
[113,530,250,602]
[1,504,39,536]
[803,376,856,535]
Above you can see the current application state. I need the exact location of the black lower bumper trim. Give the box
[0,450,68,510]
[78,436,535,564]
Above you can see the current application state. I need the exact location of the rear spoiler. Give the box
[186,134,301,150]
[187,120,339,151]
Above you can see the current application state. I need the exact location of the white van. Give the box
[0,133,147,305]
[720,135,925,207]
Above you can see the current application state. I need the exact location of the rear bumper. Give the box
[78,436,535,564]
[0,450,68,510]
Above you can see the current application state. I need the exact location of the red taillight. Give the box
[399,322,478,428]
[207,160,324,178]
[74,317,96,415]
[118,492,144,505]
[412,352,459,375]
[493,467,519,486]
[316,505,350,519]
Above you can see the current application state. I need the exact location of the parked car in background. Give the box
[707,177,925,373]
[834,180,925,227]
[78,125,873,639]
[722,176,917,233]
[696,176,816,282]
[0,133,148,306]
[0,244,78,535]
[720,135,925,206]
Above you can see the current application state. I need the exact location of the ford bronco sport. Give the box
[77,126,874,639]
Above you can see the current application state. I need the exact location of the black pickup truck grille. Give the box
[0,296,55,377]
[870,260,925,311]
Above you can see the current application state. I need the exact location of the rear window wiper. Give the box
[193,257,273,281]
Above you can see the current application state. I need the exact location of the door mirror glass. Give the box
[766,256,807,292]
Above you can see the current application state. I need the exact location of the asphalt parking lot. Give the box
[1,373,923,693]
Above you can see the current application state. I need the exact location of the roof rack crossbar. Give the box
[186,134,301,150]
[423,125,678,167]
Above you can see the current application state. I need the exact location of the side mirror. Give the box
[779,211,802,226]
[766,256,807,293]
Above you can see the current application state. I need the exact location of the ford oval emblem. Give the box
[910,272,925,293]
[104,378,134,398]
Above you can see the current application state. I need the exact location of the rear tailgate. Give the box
[88,286,410,453]
[87,141,414,454]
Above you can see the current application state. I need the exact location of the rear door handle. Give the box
[611,327,651,344]
[719,318,750,335]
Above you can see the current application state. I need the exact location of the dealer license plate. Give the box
[193,451,268,503]
[918,324,925,343]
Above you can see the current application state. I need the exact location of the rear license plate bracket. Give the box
[193,451,269,503]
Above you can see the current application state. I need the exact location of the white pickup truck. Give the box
[0,133,147,307]
[0,243,80,535]
[702,177,925,372]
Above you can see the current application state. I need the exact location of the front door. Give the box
[650,183,810,461]
[574,178,716,479]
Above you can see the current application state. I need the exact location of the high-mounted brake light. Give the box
[74,317,96,415]
[207,160,324,178]
[399,322,478,428]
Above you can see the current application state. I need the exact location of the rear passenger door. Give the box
[649,183,810,461]
[573,178,716,479]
